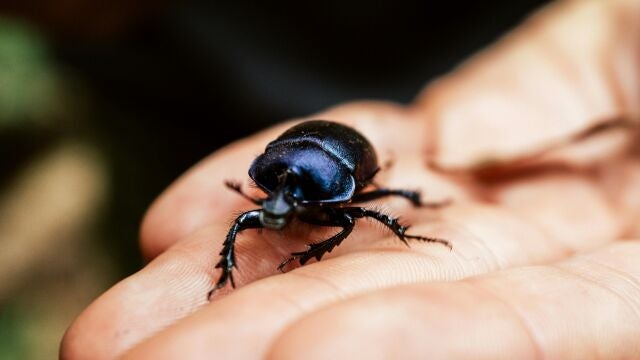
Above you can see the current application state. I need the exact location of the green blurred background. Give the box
[0,1,549,358]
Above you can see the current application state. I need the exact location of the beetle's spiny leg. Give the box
[352,188,452,209]
[225,180,263,205]
[208,209,262,300]
[278,212,355,272]
[346,207,451,250]
[402,233,452,250]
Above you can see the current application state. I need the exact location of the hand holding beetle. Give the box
[62,1,640,359]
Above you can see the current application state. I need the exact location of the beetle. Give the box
[209,120,450,297]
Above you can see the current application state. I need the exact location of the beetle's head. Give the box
[260,170,298,229]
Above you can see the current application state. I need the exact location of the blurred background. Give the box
[0,0,549,358]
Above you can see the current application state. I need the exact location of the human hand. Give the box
[61,0,640,358]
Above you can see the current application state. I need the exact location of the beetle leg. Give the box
[352,188,421,206]
[345,207,452,249]
[351,188,451,208]
[225,180,263,205]
[208,209,263,299]
[277,212,355,272]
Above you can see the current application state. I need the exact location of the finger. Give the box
[139,102,466,260]
[269,240,640,359]
[119,195,616,360]
[138,125,289,261]
[415,0,640,170]
[61,220,320,360]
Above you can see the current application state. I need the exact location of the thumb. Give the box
[414,0,640,170]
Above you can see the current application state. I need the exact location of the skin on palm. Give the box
[61,0,640,359]
[266,242,640,359]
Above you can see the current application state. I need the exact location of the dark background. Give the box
[0,1,549,357]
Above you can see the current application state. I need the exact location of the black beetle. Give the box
[210,120,450,296]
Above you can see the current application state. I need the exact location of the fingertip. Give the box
[138,135,273,260]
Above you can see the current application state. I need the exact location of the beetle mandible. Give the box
[209,120,450,297]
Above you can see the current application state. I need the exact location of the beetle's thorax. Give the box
[248,121,378,205]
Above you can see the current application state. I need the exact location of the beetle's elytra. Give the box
[209,120,450,298]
